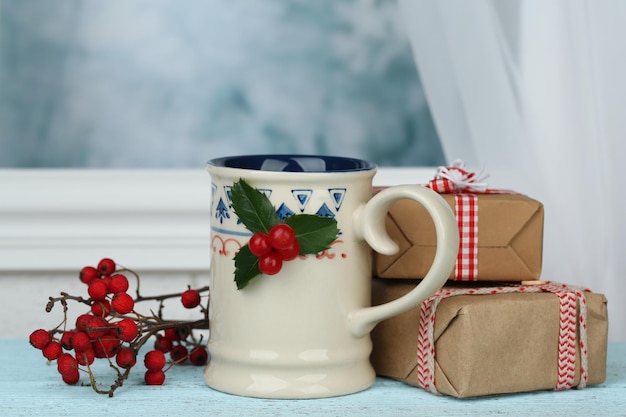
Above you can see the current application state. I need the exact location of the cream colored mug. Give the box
[204,155,458,398]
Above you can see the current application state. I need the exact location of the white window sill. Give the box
[0,167,434,271]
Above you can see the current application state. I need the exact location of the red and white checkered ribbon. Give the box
[453,195,479,279]
[416,282,590,395]
[426,160,503,281]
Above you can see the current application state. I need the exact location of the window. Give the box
[0,0,444,168]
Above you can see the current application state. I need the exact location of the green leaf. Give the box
[229,180,341,290]
[233,244,261,290]
[284,214,340,255]
[230,179,280,234]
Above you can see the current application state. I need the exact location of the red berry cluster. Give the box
[82,258,135,315]
[249,223,300,275]
[29,258,210,396]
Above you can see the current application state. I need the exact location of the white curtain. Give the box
[399,0,625,342]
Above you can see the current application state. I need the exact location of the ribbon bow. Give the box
[428,160,489,193]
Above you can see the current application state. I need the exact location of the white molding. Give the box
[0,167,435,272]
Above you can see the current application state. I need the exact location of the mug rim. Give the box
[207,154,376,173]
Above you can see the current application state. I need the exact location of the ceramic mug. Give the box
[204,155,458,399]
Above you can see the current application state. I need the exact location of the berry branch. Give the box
[30,258,210,397]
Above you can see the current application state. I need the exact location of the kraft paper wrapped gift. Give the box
[370,278,608,398]
[374,189,544,281]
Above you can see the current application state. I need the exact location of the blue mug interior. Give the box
[208,155,375,172]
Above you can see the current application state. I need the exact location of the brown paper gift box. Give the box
[370,278,608,398]
[374,192,544,281]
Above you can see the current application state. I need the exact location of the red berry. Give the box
[71,332,91,352]
[170,345,188,363]
[91,299,111,317]
[100,275,112,292]
[57,353,79,375]
[85,316,109,340]
[75,349,95,366]
[79,266,99,284]
[144,350,166,371]
[163,328,181,342]
[111,292,135,314]
[276,239,300,261]
[88,279,108,301]
[92,336,120,358]
[42,341,63,360]
[75,314,93,332]
[258,252,283,275]
[144,369,165,385]
[97,258,116,275]
[249,232,273,257]
[189,346,208,366]
[181,289,201,309]
[154,335,173,353]
[62,370,80,385]
[29,329,52,350]
[269,224,296,250]
[60,331,75,350]
[92,346,105,358]
[108,274,129,294]
[116,347,137,369]
[115,318,138,342]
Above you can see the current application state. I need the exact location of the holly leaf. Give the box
[233,245,261,290]
[284,214,339,255]
[230,179,280,234]
[230,179,341,290]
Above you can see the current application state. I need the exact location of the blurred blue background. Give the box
[0,0,444,168]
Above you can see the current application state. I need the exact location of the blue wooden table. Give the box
[2,340,625,416]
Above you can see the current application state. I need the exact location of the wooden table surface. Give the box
[2,340,625,417]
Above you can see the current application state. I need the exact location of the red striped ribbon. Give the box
[416,282,590,395]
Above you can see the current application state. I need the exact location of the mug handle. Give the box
[348,185,459,337]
